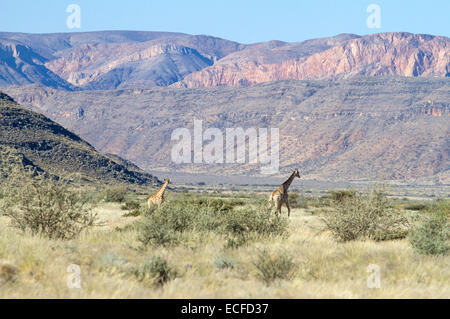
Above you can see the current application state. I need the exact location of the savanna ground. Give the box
[0,180,448,299]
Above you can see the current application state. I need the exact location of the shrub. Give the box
[404,203,429,211]
[328,189,356,203]
[322,186,409,242]
[0,154,97,240]
[223,205,288,238]
[253,249,295,285]
[131,256,176,286]
[409,200,449,255]
[102,186,127,203]
[137,219,179,246]
[409,215,449,255]
[122,210,141,217]
[214,255,236,269]
[224,235,249,249]
[430,199,450,218]
[288,193,308,209]
[121,200,141,211]
[137,199,288,247]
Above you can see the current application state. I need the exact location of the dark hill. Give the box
[0,92,160,185]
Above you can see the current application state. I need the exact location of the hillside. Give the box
[0,92,160,185]
[4,77,449,182]
[0,31,448,90]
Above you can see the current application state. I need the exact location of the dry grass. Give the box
[0,195,448,299]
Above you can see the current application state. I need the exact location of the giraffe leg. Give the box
[276,199,282,217]
[285,198,291,218]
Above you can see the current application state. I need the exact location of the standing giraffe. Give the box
[268,169,301,217]
[148,178,170,208]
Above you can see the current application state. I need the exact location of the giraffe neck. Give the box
[282,172,296,191]
[156,182,169,197]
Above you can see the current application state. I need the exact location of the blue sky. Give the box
[1,0,449,43]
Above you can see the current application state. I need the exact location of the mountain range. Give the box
[0,30,448,183]
[0,31,448,90]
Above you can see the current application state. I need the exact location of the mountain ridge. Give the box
[0,31,448,90]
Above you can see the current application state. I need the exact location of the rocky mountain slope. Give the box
[175,33,449,88]
[4,77,449,182]
[0,31,448,90]
[0,31,244,89]
[0,92,159,185]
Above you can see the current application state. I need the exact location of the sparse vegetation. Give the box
[0,174,448,298]
[137,199,288,248]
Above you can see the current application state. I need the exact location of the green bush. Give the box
[253,249,295,285]
[328,189,357,203]
[121,200,141,211]
[131,256,176,286]
[223,206,288,238]
[409,200,449,255]
[102,186,127,203]
[0,152,97,240]
[322,186,409,242]
[137,218,179,246]
[214,255,236,269]
[288,193,308,209]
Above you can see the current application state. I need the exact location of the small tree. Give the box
[322,186,409,242]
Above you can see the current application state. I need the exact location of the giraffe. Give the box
[148,178,170,208]
[268,169,301,217]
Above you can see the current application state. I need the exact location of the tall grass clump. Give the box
[409,199,449,255]
[253,249,296,285]
[0,148,97,240]
[322,186,409,242]
[131,256,176,286]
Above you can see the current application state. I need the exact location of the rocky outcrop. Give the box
[175,33,450,88]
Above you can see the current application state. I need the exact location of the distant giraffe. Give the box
[268,169,301,217]
[148,178,170,208]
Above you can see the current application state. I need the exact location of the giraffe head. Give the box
[164,178,171,184]
[294,169,301,178]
